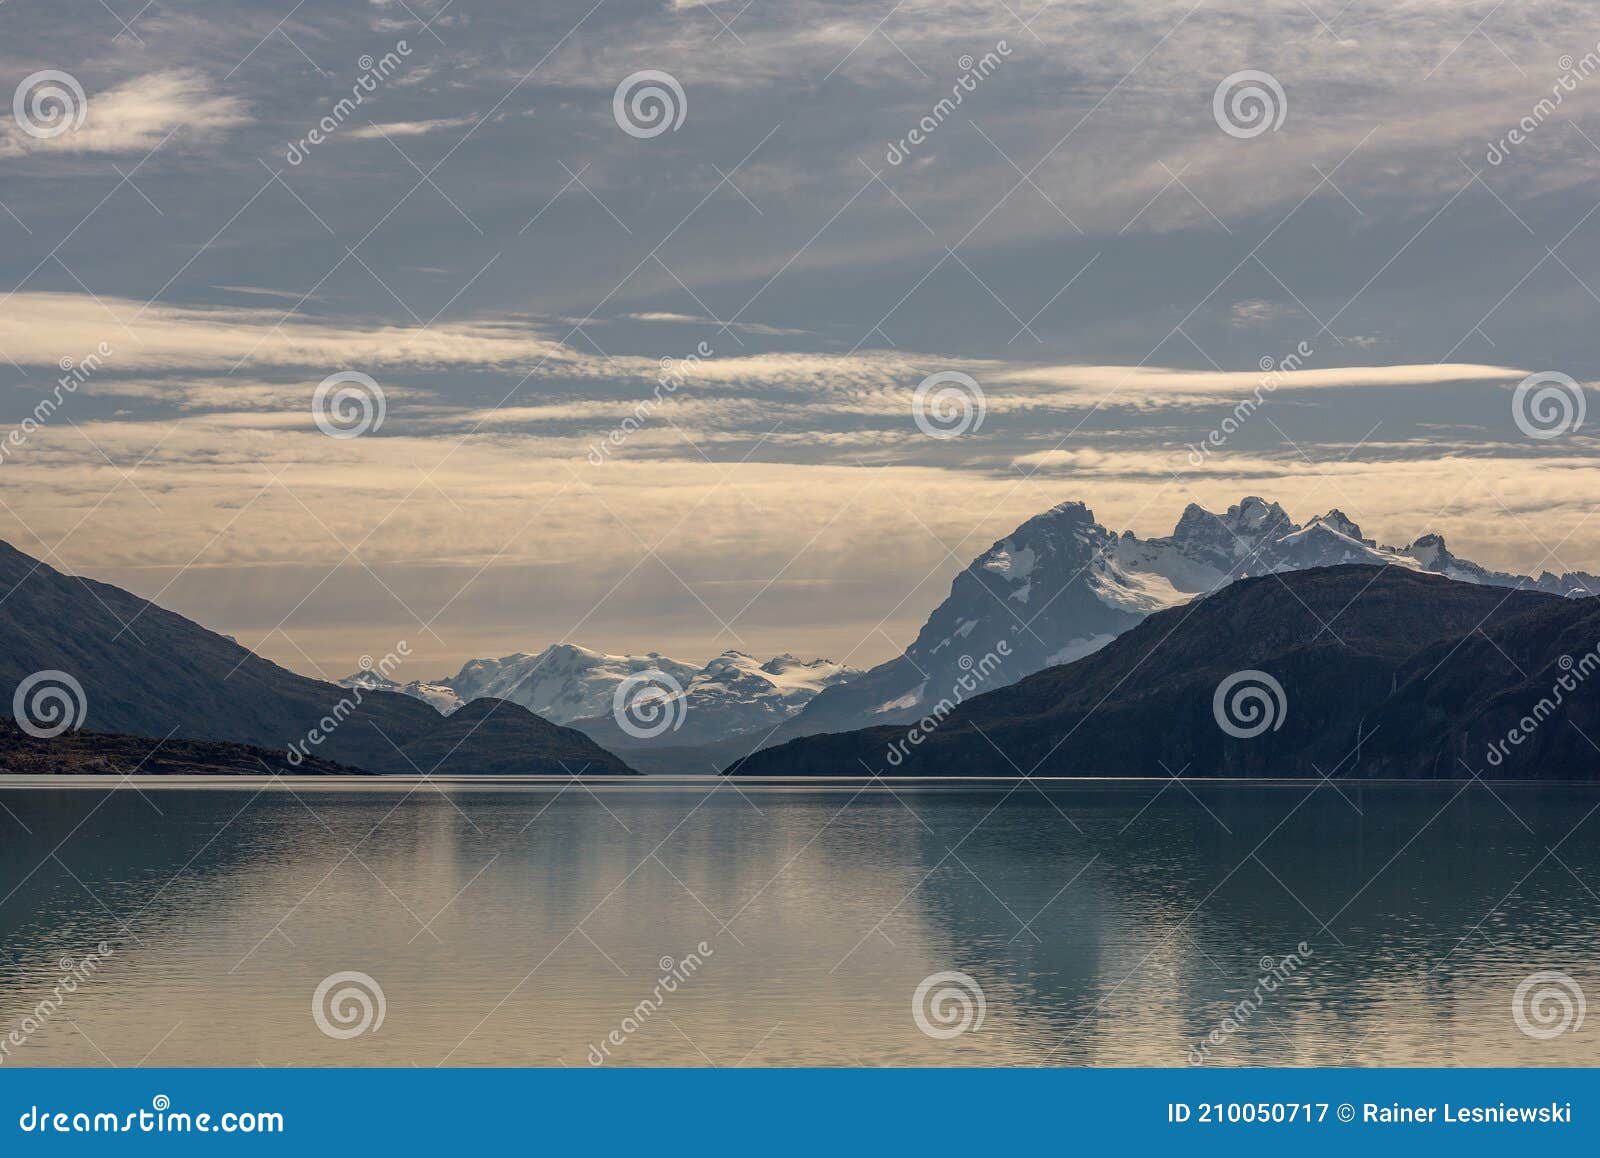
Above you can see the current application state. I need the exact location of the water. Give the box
[0,778,1596,1067]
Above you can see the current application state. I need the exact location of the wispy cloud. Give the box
[347,114,479,139]
[0,70,248,158]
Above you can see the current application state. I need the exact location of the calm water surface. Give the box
[0,778,1597,1066]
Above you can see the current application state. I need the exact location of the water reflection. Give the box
[0,780,1595,1066]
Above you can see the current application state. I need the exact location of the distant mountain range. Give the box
[759,496,1600,748]
[0,541,634,775]
[726,565,1600,779]
[342,645,859,749]
[335,494,1600,775]
[7,490,1599,779]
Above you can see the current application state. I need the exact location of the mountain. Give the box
[341,644,859,750]
[726,566,1600,779]
[769,496,1600,745]
[341,670,465,715]
[435,645,701,723]
[565,651,861,767]
[0,719,363,776]
[0,541,635,775]
[391,698,631,776]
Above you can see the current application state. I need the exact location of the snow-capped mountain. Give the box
[568,651,861,749]
[340,645,699,723]
[777,496,1600,742]
[451,645,702,725]
[341,671,465,715]
[340,644,859,747]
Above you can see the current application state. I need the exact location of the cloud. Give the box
[0,70,249,158]
[0,292,575,373]
[991,362,1527,406]
[347,115,479,139]
[1229,300,1300,327]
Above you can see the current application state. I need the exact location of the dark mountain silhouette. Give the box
[0,719,362,775]
[725,567,1600,779]
[0,541,635,775]
[764,496,1600,748]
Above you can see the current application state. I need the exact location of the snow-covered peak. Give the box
[1402,532,1449,570]
[982,543,1037,579]
[682,651,861,719]
[338,671,465,715]
[445,645,700,724]
[780,492,1600,745]
[1306,509,1366,542]
[352,642,863,746]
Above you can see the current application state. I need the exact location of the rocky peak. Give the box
[1307,509,1366,542]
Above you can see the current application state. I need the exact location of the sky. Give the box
[2,0,1599,681]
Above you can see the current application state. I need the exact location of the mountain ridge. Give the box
[0,541,635,775]
[725,566,1600,779]
[341,642,861,748]
[764,495,1600,748]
